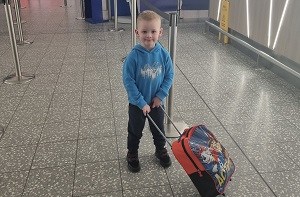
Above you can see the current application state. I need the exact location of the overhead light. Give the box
[268,0,273,47]
[273,0,290,49]
[246,0,250,37]
[217,0,221,21]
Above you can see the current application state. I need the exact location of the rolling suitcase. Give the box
[147,107,235,197]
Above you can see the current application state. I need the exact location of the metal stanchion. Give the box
[17,0,25,8]
[13,0,32,45]
[13,20,26,24]
[131,0,137,47]
[107,0,112,20]
[3,0,35,84]
[177,0,183,20]
[0,125,4,138]
[60,0,70,7]
[13,0,27,25]
[165,13,188,137]
[76,0,85,20]
[109,0,124,31]
[121,0,136,62]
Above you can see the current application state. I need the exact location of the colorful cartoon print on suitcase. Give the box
[172,125,235,197]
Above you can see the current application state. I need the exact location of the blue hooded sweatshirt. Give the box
[122,42,174,109]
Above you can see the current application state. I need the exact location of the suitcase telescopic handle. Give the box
[159,105,182,136]
[146,105,183,147]
[146,113,172,147]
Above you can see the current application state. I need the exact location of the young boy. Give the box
[122,10,174,172]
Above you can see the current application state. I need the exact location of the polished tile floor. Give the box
[0,0,300,196]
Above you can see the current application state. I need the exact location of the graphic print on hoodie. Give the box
[141,62,162,80]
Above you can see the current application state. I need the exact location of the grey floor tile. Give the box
[0,83,28,98]
[0,124,43,147]
[76,191,123,197]
[225,121,300,146]
[0,171,28,197]
[213,105,253,125]
[11,107,48,126]
[26,80,56,92]
[51,92,82,107]
[74,161,121,196]
[65,49,86,60]
[0,145,36,173]
[223,171,275,197]
[18,93,53,110]
[261,170,300,197]
[46,105,80,123]
[79,118,115,139]
[273,101,300,129]
[84,70,110,82]
[41,121,79,143]
[80,104,113,120]
[76,137,118,164]
[111,90,127,103]
[123,185,173,197]
[174,95,208,111]
[276,140,300,166]
[35,62,62,75]
[225,124,277,146]
[30,73,59,85]
[120,156,170,190]
[179,108,221,127]
[114,115,129,136]
[23,165,74,197]
[166,155,192,185]
[61,59,85,72]
[58,72,84,83]
[225,147,255,176]
[81,90,112,105]
[0,96,21,112]
[171,181,201,197]
[55,81,83,94]
[239,143,298,173]
[113,101,129,117]
[32,140,77,169]
[205,125,238,149]
[0,110,14,128]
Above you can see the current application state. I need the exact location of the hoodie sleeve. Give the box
[122,52,147,109]
[155,52,174,101]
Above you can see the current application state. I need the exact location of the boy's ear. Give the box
[159,28,163,36]
[135,29,139,36]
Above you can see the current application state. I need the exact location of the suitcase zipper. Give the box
[181,139,203,177]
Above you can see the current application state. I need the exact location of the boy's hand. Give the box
[142,104,151,116]
[151,97,161,108]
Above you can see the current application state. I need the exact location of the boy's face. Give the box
[135,19,162,50]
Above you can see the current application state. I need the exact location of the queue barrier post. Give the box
[3,0,35,84]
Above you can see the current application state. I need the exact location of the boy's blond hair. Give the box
[137,10,161,26]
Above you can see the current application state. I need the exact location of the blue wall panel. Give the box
[140,0,178,12]
[181,0,209,10]
[110,0,131,16]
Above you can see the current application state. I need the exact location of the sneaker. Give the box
[126,151,141,172]
[155,148,172,168]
